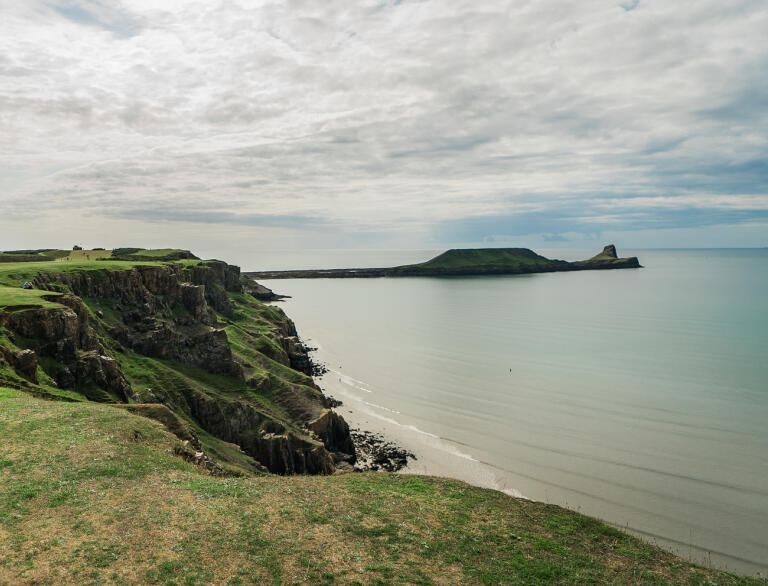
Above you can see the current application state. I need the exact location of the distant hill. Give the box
[246,245,641,279]
[403,247,567,271]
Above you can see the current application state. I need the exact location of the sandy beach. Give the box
[315,364,528,499]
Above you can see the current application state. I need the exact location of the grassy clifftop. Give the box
[407,248,564,271]
[1,387,763,585]
[0,253,350,476]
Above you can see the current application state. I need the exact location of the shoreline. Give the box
[314,361,528,499]
[306,346,768,578]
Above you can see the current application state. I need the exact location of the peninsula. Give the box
[246,244,641,279]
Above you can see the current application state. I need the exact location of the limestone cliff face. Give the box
[31,262,240,324]
[307,410,356,455]
[110,320,241,378]
[0,295,138,401]
[181,389,335,475]
[2,259,355,476]
[0,347,38,383]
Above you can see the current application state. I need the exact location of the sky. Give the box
[1,0,767,261]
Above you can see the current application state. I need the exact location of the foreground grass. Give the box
[1,388,764,585]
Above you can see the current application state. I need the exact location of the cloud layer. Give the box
[1,0,766,248]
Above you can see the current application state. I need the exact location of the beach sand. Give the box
[316,366,528,499]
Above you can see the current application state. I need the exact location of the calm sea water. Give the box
[258,249,768,576]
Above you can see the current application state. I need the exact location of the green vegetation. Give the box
[109,248,199,261]
[245,244,640,279]
[0,247,198,278]
[0,287,63,310]
[0,254,329,476]
[0,388,763,585]
[406,248,565,271]
[0,260,164,288]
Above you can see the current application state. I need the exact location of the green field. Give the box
[0,287,63,310]
[404,248,565,271]
[0,260,163,288]
[0,387,763,586]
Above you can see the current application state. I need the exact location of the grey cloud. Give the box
[116,208,329,228]
[0,0,766,246]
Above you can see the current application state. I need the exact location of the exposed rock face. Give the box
[184,261,241,317]
[0,298,131,395]
[77,352,139,402]
[1,305,81,369]
[283,336,312,375]
[267,310,314,375]
[110,322,241,377]
[575,244,641,269]
[173,440,225,476]
[177,389,335,474]
[179,283,211,323]
[12,350,39,383]
[3,257,355,476]
[3,305,78,346]
[0,347,38,383]
[31,261,242,325]
[307,410,356,458]
[246,282,288,301]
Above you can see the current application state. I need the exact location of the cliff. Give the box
[0,254,355,476]
[246,244,641,279]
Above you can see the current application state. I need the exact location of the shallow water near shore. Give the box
[258,249,768,576]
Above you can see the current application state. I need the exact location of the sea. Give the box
[253,248,768,576]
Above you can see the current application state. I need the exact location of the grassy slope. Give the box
[0,388,763,586]
[0,288,63,310]
[405,248,563,271]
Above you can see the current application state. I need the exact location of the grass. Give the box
[115,248,190,258]
[0,387,764,585]
[63,250,113,262]
[0,260,165,288]
[403,248,565,271]
[109,248,199,261]
[0,286,64,309]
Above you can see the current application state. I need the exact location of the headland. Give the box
[246,244,641,279]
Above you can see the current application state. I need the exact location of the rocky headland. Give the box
[0,249,357,476]
[245,244,641,280]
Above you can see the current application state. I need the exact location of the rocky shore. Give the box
[349,429,416,472]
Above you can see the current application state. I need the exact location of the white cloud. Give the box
[0,0,766,248]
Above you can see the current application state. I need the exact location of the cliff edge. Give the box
[0,252,355,476]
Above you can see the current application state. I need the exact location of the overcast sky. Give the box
[1,0,766,259]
